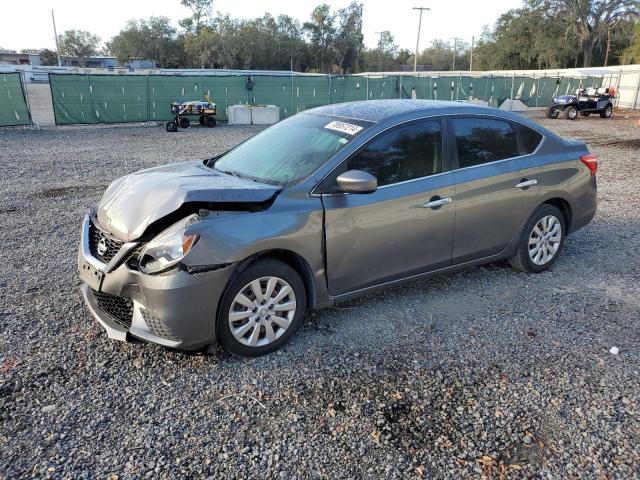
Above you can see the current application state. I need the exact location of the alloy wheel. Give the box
[228,276,297,347]
[528,215,562,265]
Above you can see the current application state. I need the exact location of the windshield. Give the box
[213,114,371,185]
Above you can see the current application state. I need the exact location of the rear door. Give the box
[449,116,541,263]
[321,118,456,296]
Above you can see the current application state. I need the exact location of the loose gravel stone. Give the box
[1,105,639,479]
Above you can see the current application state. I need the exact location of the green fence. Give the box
[49,72,607,126]
[0,72,31,126]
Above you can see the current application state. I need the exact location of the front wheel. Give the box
[508,204,566,273]
[179,117,190,129]
[564,106,578,120]
[600,105,613,118]
[218,259,306,357]
[547,106,560,119]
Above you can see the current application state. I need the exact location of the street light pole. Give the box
[412,7,430,73]
[450,37,462,71]
[51,9,62,66]
[470,35,474,71]
[375,31,383,72]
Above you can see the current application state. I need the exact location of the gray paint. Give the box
[79,100,597,349]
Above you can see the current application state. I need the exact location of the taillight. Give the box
[580,153,598,176]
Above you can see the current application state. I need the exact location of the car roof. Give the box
[304,99,497,123]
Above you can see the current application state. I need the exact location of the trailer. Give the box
[166,98,217,132]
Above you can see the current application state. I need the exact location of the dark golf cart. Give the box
[547,87,615,120]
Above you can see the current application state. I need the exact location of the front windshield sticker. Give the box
[324,120,363,136]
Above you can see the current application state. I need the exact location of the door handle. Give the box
[515,179,538,189]
[423,197,452,208]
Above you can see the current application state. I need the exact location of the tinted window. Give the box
[452,118,519,168]
[516,123,543,154]
[348,120,442,186]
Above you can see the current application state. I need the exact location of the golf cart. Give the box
[166,95,217,132]
[547,87,615,120]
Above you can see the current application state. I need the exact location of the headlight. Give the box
[139,216,200,274]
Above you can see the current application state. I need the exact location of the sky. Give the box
[1,0,522,52]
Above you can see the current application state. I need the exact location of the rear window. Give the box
[516,123,543,154]
[452,117,520,168]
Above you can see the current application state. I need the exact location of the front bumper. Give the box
[78,215,234,350]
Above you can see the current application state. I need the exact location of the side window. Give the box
[516,123,543,154]
[347,120,442,186]
[452,118,519,168]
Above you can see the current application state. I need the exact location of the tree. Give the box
[622,21,640,62]
[39,48,59,66]
[545,0,639,67]
[179,0,214,34]
[106,17,183,68]
[333,2,364,73]
[304,4,336,73]
[58,30,101,66]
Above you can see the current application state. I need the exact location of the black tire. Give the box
[165,121,177,132]
[218,259,307,357]
[564,106,578,120]
[199,115,206,126]
[508,204,566,273]
[205,116,217,128]
[547,106,560,119]
[600,104,613,118]
[179,117,190,129]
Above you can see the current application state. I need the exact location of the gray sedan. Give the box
[78,100,597,356]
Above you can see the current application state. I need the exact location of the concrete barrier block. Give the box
[227,105,252,124]
[251,105,280,124]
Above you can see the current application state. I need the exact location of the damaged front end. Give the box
[78,160,282,349]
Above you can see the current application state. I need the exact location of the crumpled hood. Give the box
[97,161,280,241]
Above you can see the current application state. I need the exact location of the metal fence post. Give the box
[88,73,96,124]
[327,74,332,104]
[510,73,515,111]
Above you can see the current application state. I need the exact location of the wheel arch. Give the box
[542,197,572,231]
[228,249,317,311]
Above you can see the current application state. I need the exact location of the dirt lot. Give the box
[1,106,639,479]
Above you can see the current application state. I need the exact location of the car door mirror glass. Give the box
[336,170,377,194]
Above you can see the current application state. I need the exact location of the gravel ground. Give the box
[1,109,639,479]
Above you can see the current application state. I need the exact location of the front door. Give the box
[321,118,456,296]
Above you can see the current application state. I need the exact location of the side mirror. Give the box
[336,170,377,194]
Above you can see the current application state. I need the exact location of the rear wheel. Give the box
[600,105,613,118]
[218,259,306,357]
[205,116,217,128]
[547,106,560,119]
[179,117,190,129]
[508,204,566,273]
[564,106,578,120]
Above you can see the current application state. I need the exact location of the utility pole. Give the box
[470,36,474,71]
[450,37,462,71]
[412,7,430,73]
[375,31,383,72]
[52,9,62,66]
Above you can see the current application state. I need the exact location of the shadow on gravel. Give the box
[39,185,107,198]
